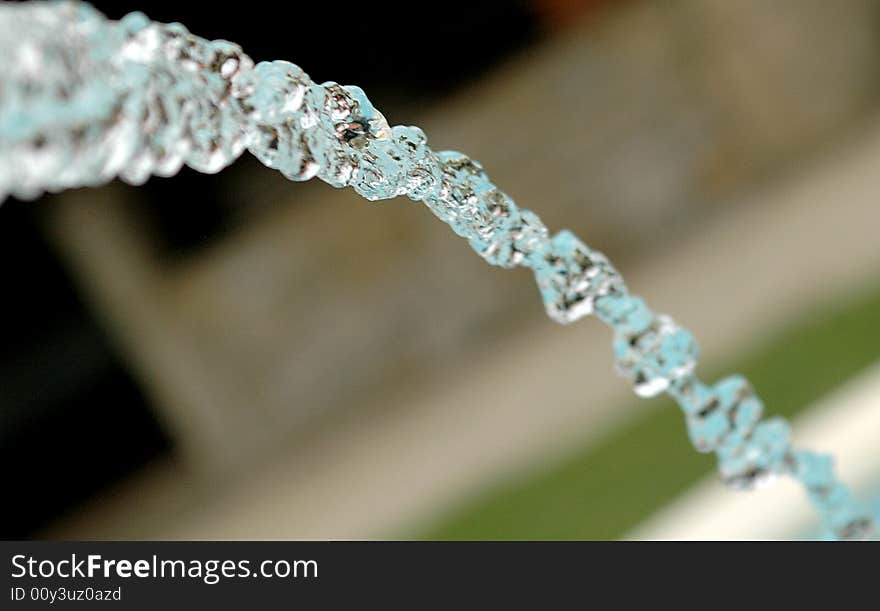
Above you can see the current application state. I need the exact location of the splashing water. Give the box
[0,1,875,539]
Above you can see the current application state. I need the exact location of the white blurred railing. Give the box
[629,360,880,540]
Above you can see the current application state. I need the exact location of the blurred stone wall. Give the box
[48,0,880,475]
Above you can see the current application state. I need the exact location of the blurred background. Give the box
[2,0,880,540]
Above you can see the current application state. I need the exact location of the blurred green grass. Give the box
[421,282,880,540]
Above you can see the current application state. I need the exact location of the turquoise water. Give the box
[801,478,880,540]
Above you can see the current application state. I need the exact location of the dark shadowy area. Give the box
[0,200,170,539]
[92,1,538,101]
